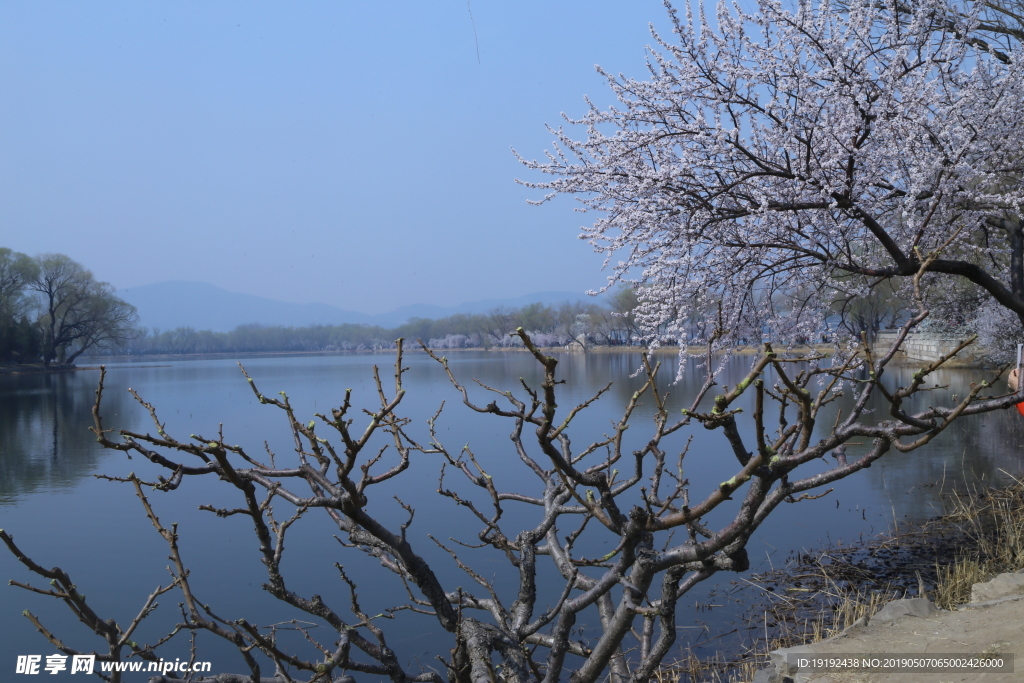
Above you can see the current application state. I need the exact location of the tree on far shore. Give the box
[30,253,139,365]
[0,248,42,362]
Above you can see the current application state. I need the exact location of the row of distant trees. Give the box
[128,289,647,355]
[0,244,924,364]
[0,249,138,365]
[127,282,928,357]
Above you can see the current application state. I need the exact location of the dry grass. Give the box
[659,571,902,682]
[932,474,1024,609]
[812,582,899,639]
[934,556,987,609]
[655,650,762,683]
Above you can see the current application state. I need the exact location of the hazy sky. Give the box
[0,1,681,313]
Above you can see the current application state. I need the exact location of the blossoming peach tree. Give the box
[6,1,1024,681]
[517,0,1024,357]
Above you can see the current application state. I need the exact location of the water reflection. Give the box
[0,369,131,504]
[3,351,1024,673]
[826,363,1024,522]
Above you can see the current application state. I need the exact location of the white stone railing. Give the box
[874,330,979,363]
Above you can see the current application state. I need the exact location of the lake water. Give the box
[2,350,1023,679]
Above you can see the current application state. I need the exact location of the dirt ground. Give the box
[767,593,1024,682]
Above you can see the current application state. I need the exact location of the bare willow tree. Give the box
[31,254,139,365]
[8,0,1024,681]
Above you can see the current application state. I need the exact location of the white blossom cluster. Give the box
[518,0,1024,365]
[975,296,1024,361]
[426,333,483,349]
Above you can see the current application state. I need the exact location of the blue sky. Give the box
[0,1,680,313]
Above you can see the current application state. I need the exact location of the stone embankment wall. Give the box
[874,330,980,363]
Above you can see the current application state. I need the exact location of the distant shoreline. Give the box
[0,363,99,375]
[79,343,831,364]
[8,343,985,372]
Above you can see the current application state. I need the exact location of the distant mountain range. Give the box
[119,281,604,332]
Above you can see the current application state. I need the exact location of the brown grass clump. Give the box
[933,474,1024,609]
[934,556,987,609]
[660,564,903,683]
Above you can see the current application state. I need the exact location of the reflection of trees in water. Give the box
[821,364,1024,522]
[567,353,1024,525]
[4,353,1019,525]
[0,371,128,503]
[600,351,729,412]
[858,405,1024,522]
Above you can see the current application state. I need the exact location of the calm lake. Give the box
[2,350,1023,678]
